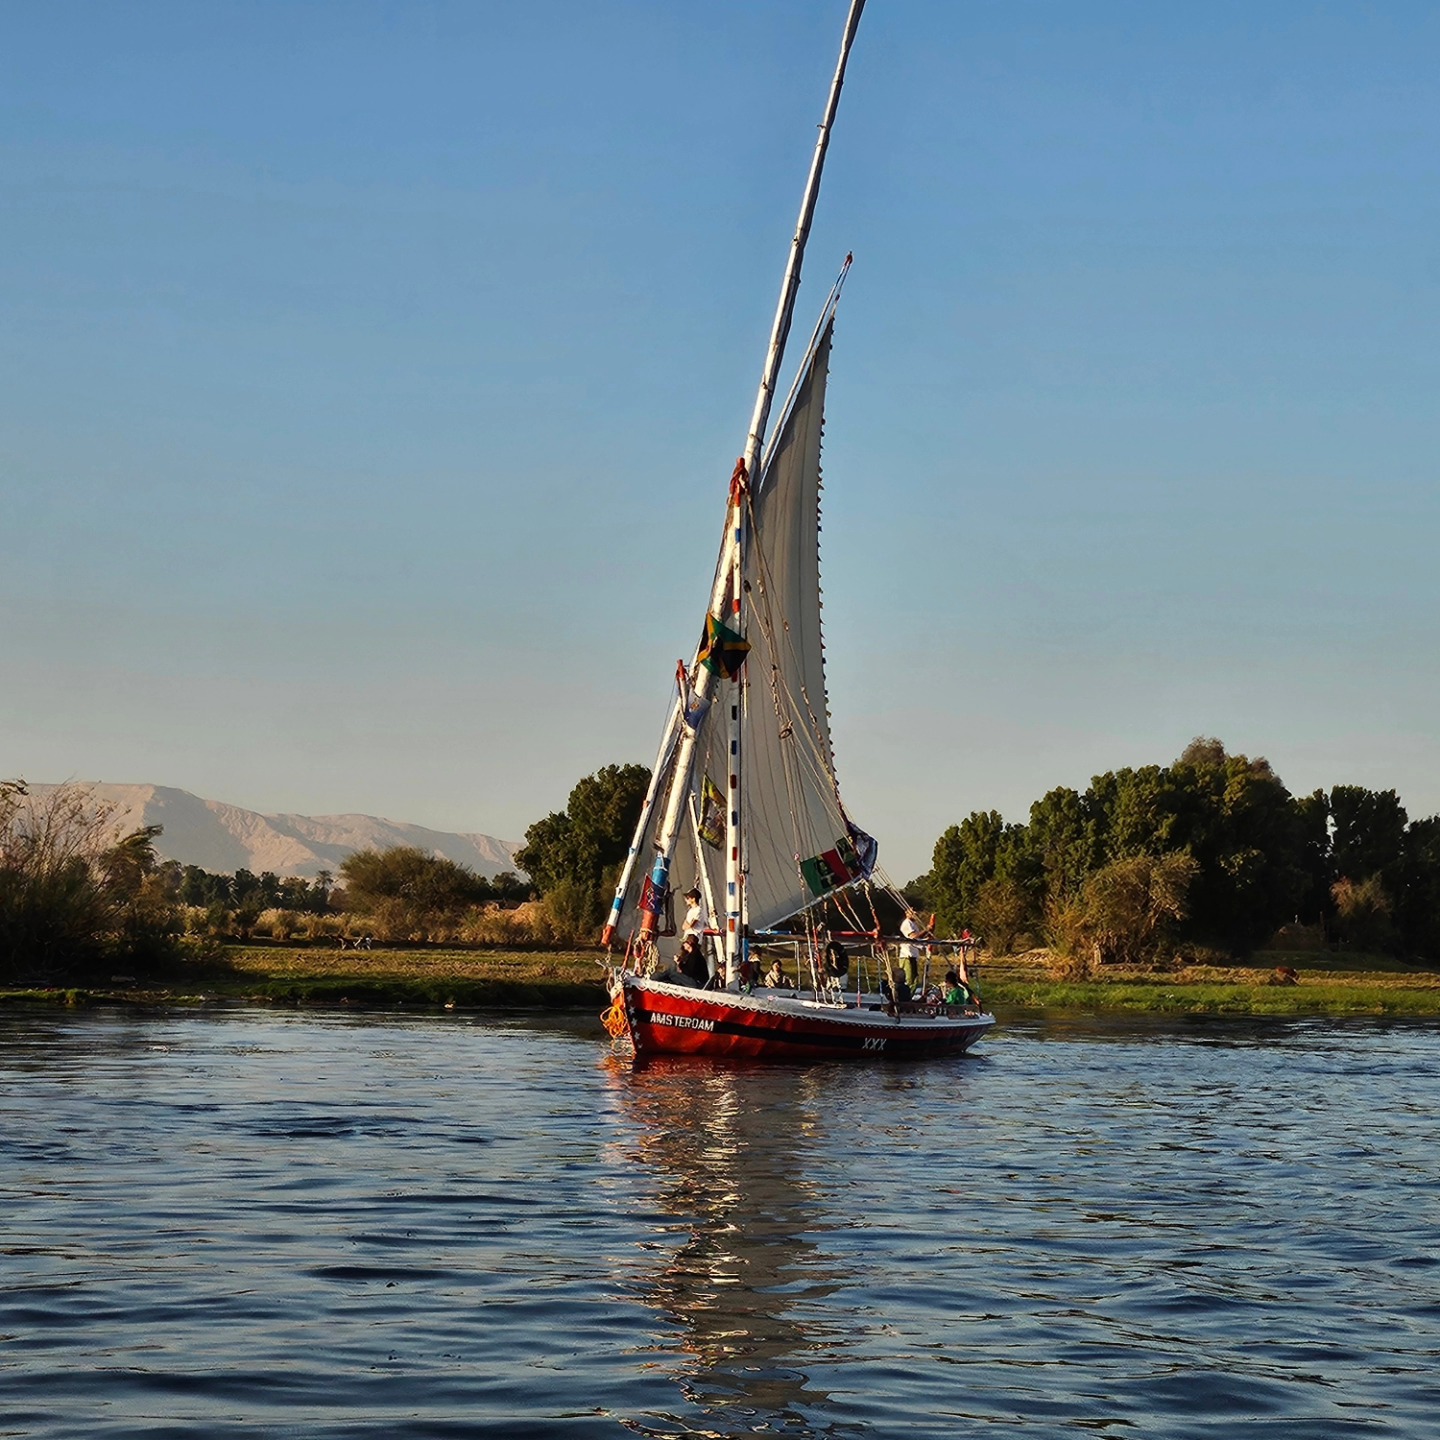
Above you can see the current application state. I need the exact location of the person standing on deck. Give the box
[898,908,932,989]
[682,887,715,984]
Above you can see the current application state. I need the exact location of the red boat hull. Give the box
[620,976,993,1062]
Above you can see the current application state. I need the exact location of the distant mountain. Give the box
[27,783,522,880]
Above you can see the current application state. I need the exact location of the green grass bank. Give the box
[980,948,1440,1018]
[0,945,609,1012]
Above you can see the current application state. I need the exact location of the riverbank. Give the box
[0,945,609,1011]
[981,948,1440,1017]
[3,944,1440,1017]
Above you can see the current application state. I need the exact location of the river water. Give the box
[2,1007,1437,1438]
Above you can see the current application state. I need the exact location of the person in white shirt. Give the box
[898,908,932,989]
[681,887,716,984]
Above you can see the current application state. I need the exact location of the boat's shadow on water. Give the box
[599,1049,988,1437]
[604,1057,828,1433]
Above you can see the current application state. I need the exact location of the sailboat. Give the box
[601,0,995,1063]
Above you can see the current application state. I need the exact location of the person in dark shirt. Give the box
[677,935,709,988]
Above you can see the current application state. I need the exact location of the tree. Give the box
[99,824,164,897]
[515,763,650,930]
[920,742,1440,965]
[487,871,530,904]
[1396,817,1440,959]
[1293,789,1332,925]
[1100,764,1187,860]
[927,811,1007,934]
[339,846,493,938]
[1024,786,1099,906]
[1058,852,1199,966]
[1166,742,1306,953]
[180,864,230,906]
[971,877,1030,955]
[1329,786,1407,891]
[1,780,182,981]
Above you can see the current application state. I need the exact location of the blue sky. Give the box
[4,0,1438,882]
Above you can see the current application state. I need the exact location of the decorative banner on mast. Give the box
[799,825,878,899]
[698,614,751,679]
[676,660,711,730]
[638,875,666,918]
[697,775,725,848]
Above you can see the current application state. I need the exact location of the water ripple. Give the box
[2,1009,1439,1437]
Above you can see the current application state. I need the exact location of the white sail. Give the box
[659,321,871,937]
[741,319,875,929]
[612,321,872,942]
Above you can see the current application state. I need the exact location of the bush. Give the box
[260,908,300,942]
[971,878,1030,955]
[340,846,494,938]
[203,902,232,938]
[299,913,342,942]
[1047,852,1199,968]
[1,780,183,983]
[459,904,533,947]
[1331,874,1397,953]
[540,880,598,946]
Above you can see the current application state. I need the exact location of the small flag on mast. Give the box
[697,775,725,848]
[697,614,750,679]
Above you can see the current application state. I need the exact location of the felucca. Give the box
[601,0,995,1062]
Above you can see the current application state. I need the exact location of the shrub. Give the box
[540,880,597,946]
[971,878,1030,955]
[299,913,342,942]
[261,909,300,942]
[459,904,531,947]
[0,780,183,982]
[1331,874,1397,953]
[1047,852,1199,968]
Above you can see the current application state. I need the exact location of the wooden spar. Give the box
[601,697,682,948]
[628,0,867,954]
[740,0,866,486]
[685,789,723,979]
[724,507,745,981]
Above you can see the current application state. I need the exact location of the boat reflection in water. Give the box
[603,1054,853,1436]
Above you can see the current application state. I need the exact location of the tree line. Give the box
[907,737,1440,964]
[1,779,540,983]
[9,741,1434,983]
[175,855,529,923]
[1,781,178,982]
[175,866,334,913]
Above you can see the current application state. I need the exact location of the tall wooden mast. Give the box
[604,0,867,970]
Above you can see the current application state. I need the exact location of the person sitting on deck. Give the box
[822,936,849,987]
[677,935,709,988]
[763,958,787,989]
[879,975,912,1005]
[942,969,974,1008]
